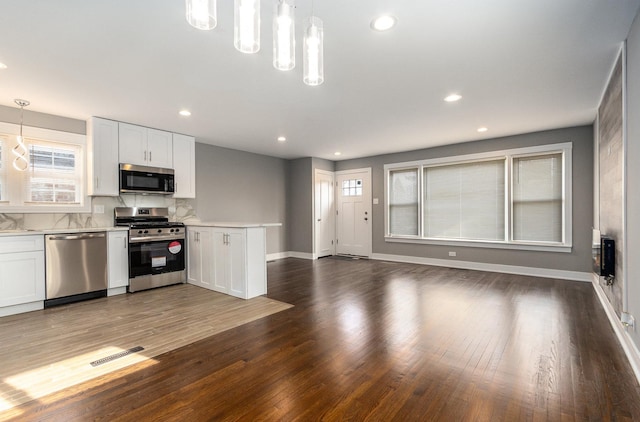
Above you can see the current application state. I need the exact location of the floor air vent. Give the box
[90,346,145,367]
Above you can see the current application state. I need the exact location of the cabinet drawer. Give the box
[0,235,44,254]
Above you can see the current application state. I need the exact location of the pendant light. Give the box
[273,0,295,71]
[12,99,30,172]
[303,16,324,86]
[185,0,217,30]
[234,0,261,53]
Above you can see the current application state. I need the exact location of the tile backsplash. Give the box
[0,195,198,230]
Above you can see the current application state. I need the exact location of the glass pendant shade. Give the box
[234,0,261,54]
[12,135,29,171]
[303,17,324,86]
[273,1,295,71]
[185,0,217,30]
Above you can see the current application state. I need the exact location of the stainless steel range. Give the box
[115,207,186,292]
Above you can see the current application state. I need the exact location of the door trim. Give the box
[313,169,336,259]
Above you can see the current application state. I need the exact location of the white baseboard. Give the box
[371,253,592,282]
[591,274,640,385]
[266,252,290,261]
[266,251,315,261]
[0,301,44,317]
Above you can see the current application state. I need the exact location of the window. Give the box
[342,179,363,196]
[0,122,89,213]
[384,143,572,252]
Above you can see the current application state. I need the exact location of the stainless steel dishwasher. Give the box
[44,232,108,308]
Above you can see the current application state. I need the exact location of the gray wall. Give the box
[191,143,288,254]
[286,158,313,253]
[335,125,594,273]
[598,53,624,314]
[625,10,640,353]
[0,104,85,134]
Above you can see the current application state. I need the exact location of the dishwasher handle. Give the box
[47,232,106,241]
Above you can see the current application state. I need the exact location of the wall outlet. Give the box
[448,251,457,257]
[93,205,105,214]
[373,198,379,205]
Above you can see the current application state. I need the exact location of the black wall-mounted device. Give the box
[600,237,615,284]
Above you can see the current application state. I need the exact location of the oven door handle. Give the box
[129,235,185,244]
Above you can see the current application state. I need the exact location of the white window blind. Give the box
[424,160,505,240]
[389,168,418,236]
[23,140,82,204]
[512,153,563,242]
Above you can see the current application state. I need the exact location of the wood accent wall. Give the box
[598,51,624,315]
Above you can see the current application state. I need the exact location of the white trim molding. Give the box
[371,253,592,282]
[267,251,316,261]
[591,274,640,385]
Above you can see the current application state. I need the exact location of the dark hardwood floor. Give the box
[4,257,640,421]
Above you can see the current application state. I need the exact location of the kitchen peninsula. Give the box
[185,222,281,299]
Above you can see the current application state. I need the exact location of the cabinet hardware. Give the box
[123,237,127,249]
[149,151,152,162]
[144,150,147,161]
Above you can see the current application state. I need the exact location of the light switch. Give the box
[373,198,379,205]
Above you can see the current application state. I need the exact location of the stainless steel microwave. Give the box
[119,163,175,195]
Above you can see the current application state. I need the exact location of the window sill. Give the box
[384,236,572,253]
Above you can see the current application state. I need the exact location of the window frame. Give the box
[384,142,572,253]
[0,122,90,213]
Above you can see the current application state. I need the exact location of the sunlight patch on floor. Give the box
[2,346,157,412]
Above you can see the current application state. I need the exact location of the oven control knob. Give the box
[143,230,149,234]
[170,229,175,233]
[175,228,180,233]
[158,229,162,233]
[138,230,143,234]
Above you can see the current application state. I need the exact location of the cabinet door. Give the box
[119,122,148,166]
[108,231,129,289]
[212,229,229,294]
[87,117,119,196]
[187,228,213,290]
[0,251,45,307]
[226,229,247,299]
[172,133,196,198]
[147,128,173,168]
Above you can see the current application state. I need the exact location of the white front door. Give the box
[336,168,372,257]
[315,170,335,258]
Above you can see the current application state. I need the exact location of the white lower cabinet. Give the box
[187,226,267,299]
[107,230,129,295]
[0,235,45,316]
[187,227,214,290]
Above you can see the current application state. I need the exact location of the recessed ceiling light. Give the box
[179,110,191,116]
[0,62,7,70]
[371,15,397,31]
[477,127,488,133]
[277,136,286,142]
[444,94,462,102]
[334,151,342,156]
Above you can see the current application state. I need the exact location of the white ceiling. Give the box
[0,0,638,160]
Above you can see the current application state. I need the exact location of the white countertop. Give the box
[184,221,282,228]
[0,226,128,238]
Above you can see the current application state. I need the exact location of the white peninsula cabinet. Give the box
[107,230,129,296]
[0,235,45,317]
[187,224,278,299]
[119,122,173,168]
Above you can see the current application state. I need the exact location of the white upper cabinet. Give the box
[119,122,173,168]
[87,117,119,196]
[172,133,196,198]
